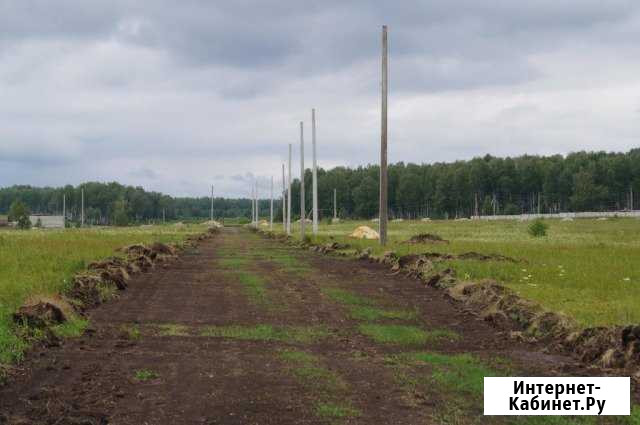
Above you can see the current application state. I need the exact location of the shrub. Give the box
[8,200,31,230]
[527,219,548,237]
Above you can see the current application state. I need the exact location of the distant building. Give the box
[29,215,65,228]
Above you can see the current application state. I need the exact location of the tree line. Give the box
[1,149,639,224]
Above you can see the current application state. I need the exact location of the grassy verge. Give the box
[0,224,204,366]
[270,219,640,327]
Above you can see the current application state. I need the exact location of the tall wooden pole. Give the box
[311,109,318,235]
[333,188,337,219]
[270,176,274,230]
[300,121,306,238]
[282,163,286,230]
[379,25,389,246]
[287,144,292,235]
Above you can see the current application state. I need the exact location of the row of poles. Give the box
[249,25,389,245]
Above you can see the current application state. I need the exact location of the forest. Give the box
[1,149,639,224]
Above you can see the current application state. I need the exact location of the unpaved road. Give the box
[0,228,621,424]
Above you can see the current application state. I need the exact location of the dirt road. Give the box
[0,228,612,424]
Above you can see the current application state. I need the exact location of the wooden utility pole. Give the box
[300,121,306,238]
[312,109,318,235]
[162,208,165,224]
[334,188,337,220]
[287,144,292,235]
[282,163,286,230]
[210,185,214,221]
[270,176,274,230]
[379,25,389,246]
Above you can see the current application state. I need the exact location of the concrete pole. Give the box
[251,186,255,226]
[334,188,337,219]
[270,176,274,230]
[311,108,318,235]
[255,181,259,225]
[379,25,389,246]
[210,185,214,221]
[81,188,85,228]
[300,121,306,238]
[287,144,292,235]
[282,163,286,230]
[62,194,66,228]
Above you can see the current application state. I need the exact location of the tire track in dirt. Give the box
[0,227,625,424]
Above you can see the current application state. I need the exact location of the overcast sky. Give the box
[1,1,640,197]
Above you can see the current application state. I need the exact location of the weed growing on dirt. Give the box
[121,324,141,340]
[322,288,374,306]
[234,272,267,303]
[314,402,361,420]
[349,305,417,322]
[157,323,189,336]
[134,369,159,381]
[278,349,345,393]
[51,317,88,338]
[358,324,458,346]
[200,325,329,344]
[279,350,357,420]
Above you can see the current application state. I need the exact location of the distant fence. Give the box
[29,215,64,228]
[471,210,640,221]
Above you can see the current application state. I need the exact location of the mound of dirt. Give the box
[421,217,431,222]
[404,233,448,244]
[13,296,73,329]
[202,220,223,228]
[150,242,177,256]
[331,218,341,224]
[349,226,380,240]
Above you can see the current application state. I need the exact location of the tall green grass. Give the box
[0,225,204,364]
[275,218,640,327]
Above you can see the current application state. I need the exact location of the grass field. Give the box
[0,224,204,365]
[271,218,640,328]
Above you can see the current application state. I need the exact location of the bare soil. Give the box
[0,228,630,424]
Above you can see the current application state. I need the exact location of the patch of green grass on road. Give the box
[323,288,374,306]
[218,257,250,269]
[157,323,190,336]
[359,324,458,346]
[279,349,359,421]
[134,369,159,381]
[235,271,267,302]
[51,317,88,338]
[200,324,329,344]
[349,305,416,321]
[314,402,361,420]
[387,352,599,425]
